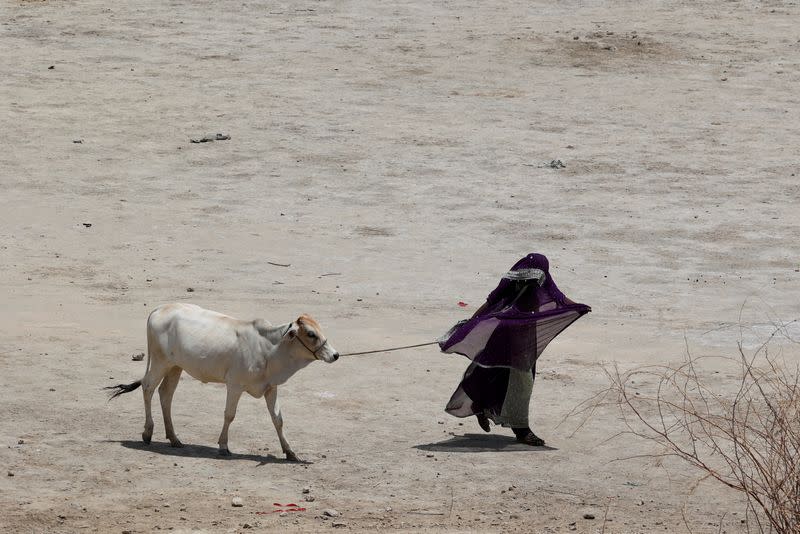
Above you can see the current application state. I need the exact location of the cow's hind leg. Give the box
[141,360,169,445]
[158,366,183,447]
[217,385,243,456]
[265,387,298,461]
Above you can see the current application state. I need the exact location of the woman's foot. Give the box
[513,427,545,446]
[476,413,491,432]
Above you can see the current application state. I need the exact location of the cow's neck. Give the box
[257,322,290,347]
[263,322,313,386]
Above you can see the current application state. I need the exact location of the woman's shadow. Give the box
[415,433,557,453]
[110,440,305,465]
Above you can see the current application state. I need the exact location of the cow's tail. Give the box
[104,380,142,400]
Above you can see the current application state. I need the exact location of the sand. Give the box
[2,0,799,532]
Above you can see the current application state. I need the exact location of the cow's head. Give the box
[286,314,339,363]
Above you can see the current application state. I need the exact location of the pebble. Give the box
[583,513,595,520]
[279,512,288,518]
[231,497,244,507]
[304,495,315,502]
[18,439,24,445]
[323,509,340,518]
[7,471,14,477]
[426,453,434,458]
[302,486,311,494]
[332,521,347,528]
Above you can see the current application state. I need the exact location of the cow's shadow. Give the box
[111,440,308,465]
[414,433,557,453]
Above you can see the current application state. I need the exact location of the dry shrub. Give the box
[571,336,800,533]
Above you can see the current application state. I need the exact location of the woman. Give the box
[440,253,590,446]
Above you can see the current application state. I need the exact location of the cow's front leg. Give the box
[265,386,298,461]
[217,385,243,456]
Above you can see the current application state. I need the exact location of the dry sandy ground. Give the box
[2,0,799,532]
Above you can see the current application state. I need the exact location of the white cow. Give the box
[106,303,339,460]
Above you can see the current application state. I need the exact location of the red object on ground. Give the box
[458,301,468,307]
[258,503,307,514]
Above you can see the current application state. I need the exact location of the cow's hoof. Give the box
[169,439,184,448]
[218,447,232,457]
[142,433,152,445]
[285,451,300,462]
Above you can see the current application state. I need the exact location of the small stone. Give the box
[279,512,288,517]
[18,439,24,445]
[332,521,347,528]
[49,388,56,392]
[302,486,311,494]
[231,497,244,507]
[7,471,14,477]
[323,509,340,518]
[242,523,252,529]
[426,453,434,458]
[132,353,144,361]
[304,495,315,502]
[583,513,595,520]
[385,507,392,512]
[186,287,194,293]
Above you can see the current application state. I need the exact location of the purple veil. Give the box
[439,253,591,372]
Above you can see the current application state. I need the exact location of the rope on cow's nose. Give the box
[339,341,439,357]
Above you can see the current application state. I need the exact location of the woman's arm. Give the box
[470,300,490,319]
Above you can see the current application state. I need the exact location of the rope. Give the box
[340,341,439,357]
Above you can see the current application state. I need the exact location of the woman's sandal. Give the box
[514,429,545,446]
[476,413,491,432]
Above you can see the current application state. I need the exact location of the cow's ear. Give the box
[286,323,297,339]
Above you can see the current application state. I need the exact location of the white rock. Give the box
[231,497,244,507]
[323,509,340,518]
